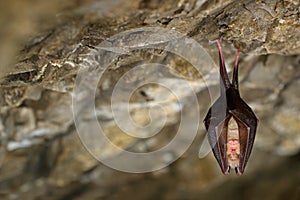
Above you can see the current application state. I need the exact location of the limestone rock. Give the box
[0,0,299,199]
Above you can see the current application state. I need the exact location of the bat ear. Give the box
[232,50,240,90]
[215,39,230,90]
[235,167,243,175]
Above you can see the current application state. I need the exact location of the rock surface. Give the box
[0,0,299,199]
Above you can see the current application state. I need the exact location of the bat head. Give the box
[226,117,242,175]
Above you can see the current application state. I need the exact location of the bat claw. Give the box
[208,38,222,45]
[230,43,238,51]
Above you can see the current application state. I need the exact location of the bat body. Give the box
[203,40,258,175]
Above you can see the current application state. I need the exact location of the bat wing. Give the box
[204,97,231,174]
[229,99,258,174]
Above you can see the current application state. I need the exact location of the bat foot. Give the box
[208,38,222,45]
[230,43,238,51]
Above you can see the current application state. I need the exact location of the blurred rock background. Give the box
[0,0,299,199]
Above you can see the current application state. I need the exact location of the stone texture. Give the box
[0,0,299,199]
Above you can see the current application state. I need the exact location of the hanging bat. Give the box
[203,40,258,175]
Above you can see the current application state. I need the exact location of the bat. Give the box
[203,40,258,175]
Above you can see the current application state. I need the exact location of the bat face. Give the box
[203,40,258,175]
